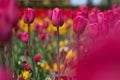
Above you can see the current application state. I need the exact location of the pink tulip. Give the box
[98,12,105,23]
[76,36,120,80]
[89,12,98,23]
[24,49,29,55]
[34,21,40,32]
[114,20,120,35]
[17,32,28,43]
[73,16,88,35]
[51,8,64,26]
[101,18,109,33]
[42,20,49,29]
[88,23,99,38]
[23,62,30,71]
[24,8,35,23]
[48,9,53,20]
[0,0,19,42]
[0,67,12,80]
[33,53,40,63]
[39,33,46,40]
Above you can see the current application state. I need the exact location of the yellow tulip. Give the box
[22,71,30,80]
[45,64,50,71]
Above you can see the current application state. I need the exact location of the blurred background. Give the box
[17,0,120,8]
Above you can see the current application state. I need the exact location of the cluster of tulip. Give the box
[1,0,120,80]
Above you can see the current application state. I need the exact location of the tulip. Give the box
[23,62,30,71]
[73,16,88,35]
[101,18,109,33]
[89,12,98,23]
[88,23,99,38]
[51,8,64,26]
[0,67,12,80]
[34,21,40,32]
[48,9,53,20]
[39,33,46,40]
[0,0,19,42]
[17,32,28,43]
[24,49,29,55]
[98,12,105,23]
[114,20,120,35]
[33,53,40,63]
[42,20,49,29]
[24,8,35,23]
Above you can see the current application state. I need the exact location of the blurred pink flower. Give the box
[51,8,64,26]
[17,32,28,43]
[101,18,109,33]
[23,61,30,71]
[73,16,88,35]
[42,20,49,29]
[0,67,12,80]
[39,32,46,40]
[0,0,19,42]
[34,21,40,32]
[89,12,98,23]
[48,9,53,20]
[24,8,35,23]
[88,23,99,38]
[33,53,40,63]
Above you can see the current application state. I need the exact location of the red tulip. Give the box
[24,49,29,55]
[88,23,99,38]
[51,8,64,26]
[24,8,35,23]
[73,16,88,35]
[33,53,40,63]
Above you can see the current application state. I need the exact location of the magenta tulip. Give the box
[34,21,40,32]
[73,16,88,35]
[88,23,99,38]
[24,8,35,23]
[42,20,49,29]
[48,9,53,20]
[23,62,30,71]
[98,12,105,23]
[101,18,109,33]
[89,12,98,23]
[17,32,28,43]
[39,33,46,40]
[33,53,40,63]
[51,8,64,26]
[114,20,120,35]
[0,0,19,42]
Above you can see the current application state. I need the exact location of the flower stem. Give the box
[57,27,60,80]
[28,23,37,79]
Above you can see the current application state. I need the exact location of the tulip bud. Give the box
[24,8,35,23]
[51,8,64,26]
[33,53,40,63]
[73,16,88,35]
[88,23,99,38]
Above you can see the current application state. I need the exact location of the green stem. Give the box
[28,23,37,80]
[57,27,60,80]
